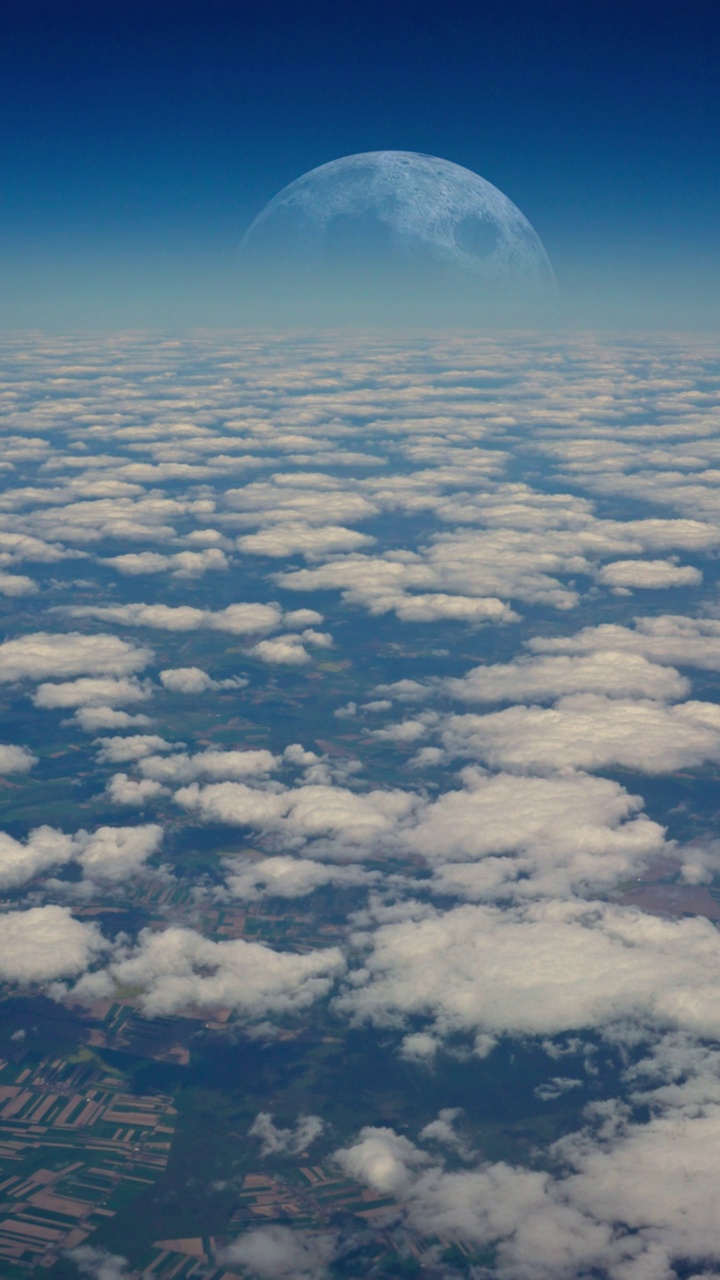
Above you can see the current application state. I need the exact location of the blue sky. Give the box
[1,0,718,327]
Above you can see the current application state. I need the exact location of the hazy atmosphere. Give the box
[2,0,719,327]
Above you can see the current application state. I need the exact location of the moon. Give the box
[240,151,556,323]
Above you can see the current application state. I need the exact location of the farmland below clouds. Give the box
[3,331,720,1278]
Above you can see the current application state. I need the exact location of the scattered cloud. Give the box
[8,334,720,1280]
[0,632,152,682]
[219,1226,338,1280]
[67,1245,133,1280]
[597,558,702,591]
[67,926,344,1017]
[438,696,720,774]
[139,747,279,784]
[33,676,152,709]
[338,898,720,1044]
[0,906,107,983]
[103,547,229,577]
[0,743,38,773]
[442,651,690,704]
[74,823,163,882]
[527,615,720,671]
[249,1111,325,1158]
[223,855,378,900]
[106,773,169,805]
[96,735,178,764]
[61,601,283,635]
[159,666,247,693]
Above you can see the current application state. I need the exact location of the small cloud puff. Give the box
[0,744,38,773]
[219,1225,338,1280]
[159,666,247,694]
[249,1111,324,1158]
[250,629,333,666]
[0,906,107,983]
[103,547,228,577]
[0,632,152,682]
[66,925,345,1018]
[33,675,152,709]
[598,558,702,591]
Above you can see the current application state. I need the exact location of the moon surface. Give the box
[240,151,556,322]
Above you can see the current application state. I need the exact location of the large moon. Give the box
[240,151,556,324]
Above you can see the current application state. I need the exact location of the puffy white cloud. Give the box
[393,592,519,624]
[419,1108,476,1159]
[223,474,377,529]
[250,628,333,666]
[373,678,427,703]
[371,719,430,744]
[598,558,702,590]
[278,512,671,617]
[442,651,690,704]
[334,701,357,719]
[102,551,168,575]
[283,743,322,767]
[439,696,720,774]
[62,600,283,635]
[528,614,720,671]
[0,490,207,545]
[74,824,163,881]
[159,666,247,693]
[96,734,178,763]
[405,769,665,899]
[0,743,37,773]
[155,752,667,899]
[68,925,344,1017]
[249,1111,324,1157]
[103,547,229,576]
[277,553,519,624]
[408,746,447,770]
[300,628,334,649]
[555,1106,720,1272]
[223,855,378,901]
[176,780,419,853]
[0,631,152,682]
[338,898,720,1043]
[0,821,163,887]
[175,781,292,828]
[678,839,720,886]
[251,635,312,666]
[33,675,152,709]
[106,773,168,805]
[0,531,80,565]
[139,747,279,784]
[332,1127,609,1280]
[65,602,207,631]
[0,906,107,983]
[0,570,38,596]
[220,1226,338,1280]
[334,1126,432,1197]
[238,521,375,559]
[14,338,720,1280]
[0,826,75,888]
[331,1015,720,1273]
[283,609,325,629]
[75,706,153,732]
[68,1246,133,1280]
[160,666,215,693]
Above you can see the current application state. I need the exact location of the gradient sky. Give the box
[1,0,718,328]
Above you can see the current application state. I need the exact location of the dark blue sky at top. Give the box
[1,0,718,327]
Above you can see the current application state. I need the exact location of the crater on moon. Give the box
[240,150,556,324]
